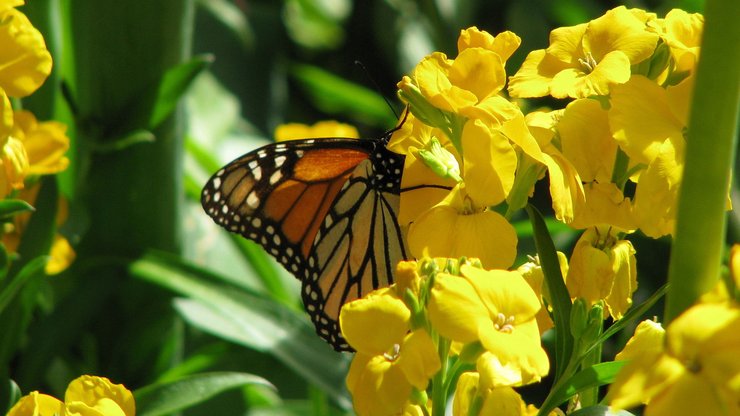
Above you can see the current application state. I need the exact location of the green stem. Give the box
[665,0,740,323]
[577,326,603,407]
[431,336,450,416]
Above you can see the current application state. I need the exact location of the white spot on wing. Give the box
[269,170,282,185]
[247,191,260,209]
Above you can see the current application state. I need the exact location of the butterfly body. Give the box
[202,132,408,350]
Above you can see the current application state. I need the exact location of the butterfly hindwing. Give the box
[201,136,407,350]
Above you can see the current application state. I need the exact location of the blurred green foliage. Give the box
[4,0,729,415]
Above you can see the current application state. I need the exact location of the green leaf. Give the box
[526,204,573,381]
[583,283,668,357]
[290,63,397,128]
[135,372,272,416]
[149,55,214,129]
[0,200,34,218]
[0,376,21,415]
[568,405,635,416]
[130,252,351,409]
[545,361,628,410]
[197,0,254,48]
[0,257,48,314]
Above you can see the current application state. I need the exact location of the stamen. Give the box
[493,313,515,333]
[578,52,598,73]
[384,343,401,361]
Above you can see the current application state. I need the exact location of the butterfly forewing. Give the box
[201,136,407,351]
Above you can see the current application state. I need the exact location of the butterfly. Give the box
[201,122,409,351]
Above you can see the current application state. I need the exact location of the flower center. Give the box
[494,312,515,333]
[578,52,598,73]
[384,343,401,361]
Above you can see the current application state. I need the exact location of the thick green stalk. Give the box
[71,1,194,256]
[665,0,740,322]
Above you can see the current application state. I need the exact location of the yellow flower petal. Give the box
[546,23,588,64]
[570,181,636,231]
[550,50,631,98]
[428,272,488,343]
[340,288,411,355]
[46,235,75,275]
[447,48,506,102]
[584,6,659,64]
[609,75,684,165]
[508,49,569,98]
[457,28,521,65]
[633,138,683,238]
[461,119,517,207]
[397,329,441,390]
[0,9,52,97]
[452,372,479,416]
[347,353,414,416]
[7,391,64,416]
[615,319,664,361]
[64,376,135,416]
[2,135,29,194]
[12,110,70,175]
[274,120,358,141]
[558,98,616,183]
[407,189,517,269]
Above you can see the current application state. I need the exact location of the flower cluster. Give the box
[7,375,135,416]
[608,245,740,415]
[395,7,705,322]
[0,0,73,273]
[340,5,723,416]
[340,258,550,415]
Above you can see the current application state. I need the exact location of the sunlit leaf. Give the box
[135,372,272,416]
[130,252,351,410]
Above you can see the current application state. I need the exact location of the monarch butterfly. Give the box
[201,121,408,351]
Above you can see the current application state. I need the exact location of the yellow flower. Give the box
[7,375,135,416]
[274,120,359,141]
[428,265,549,384]
[1,133,28,194]
[12,110,70,175]
[0,8,52,97]
[341,288,440,416]
[648,10,703,77]
[453,372,542,416]
[457,28,521,66]
[610,303,740,415]
[566,226,637,320]
[517,252,569,335]
[398,28,521,130]
[509,6,659,99]
[609,74,693,237]
[407,184,518,269]
[388,113,459,226]
[2,185,75,274]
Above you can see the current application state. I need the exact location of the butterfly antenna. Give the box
[354,60,400,120]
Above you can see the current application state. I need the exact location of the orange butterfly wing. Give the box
[202,137,408,350]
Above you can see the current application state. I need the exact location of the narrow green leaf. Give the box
[135,372,272,416]
[568,405,635,416]
[0,257,48,314]
[196,0,254,48]
[149,55,214,129]
[290,63,397,128]
[0,200,35,218]
[94,129,156,153]
[526,204,573,380]
[584,283,668,358]
[545,361,628,409]
[0,376,21,415]
[130,253,351,409]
